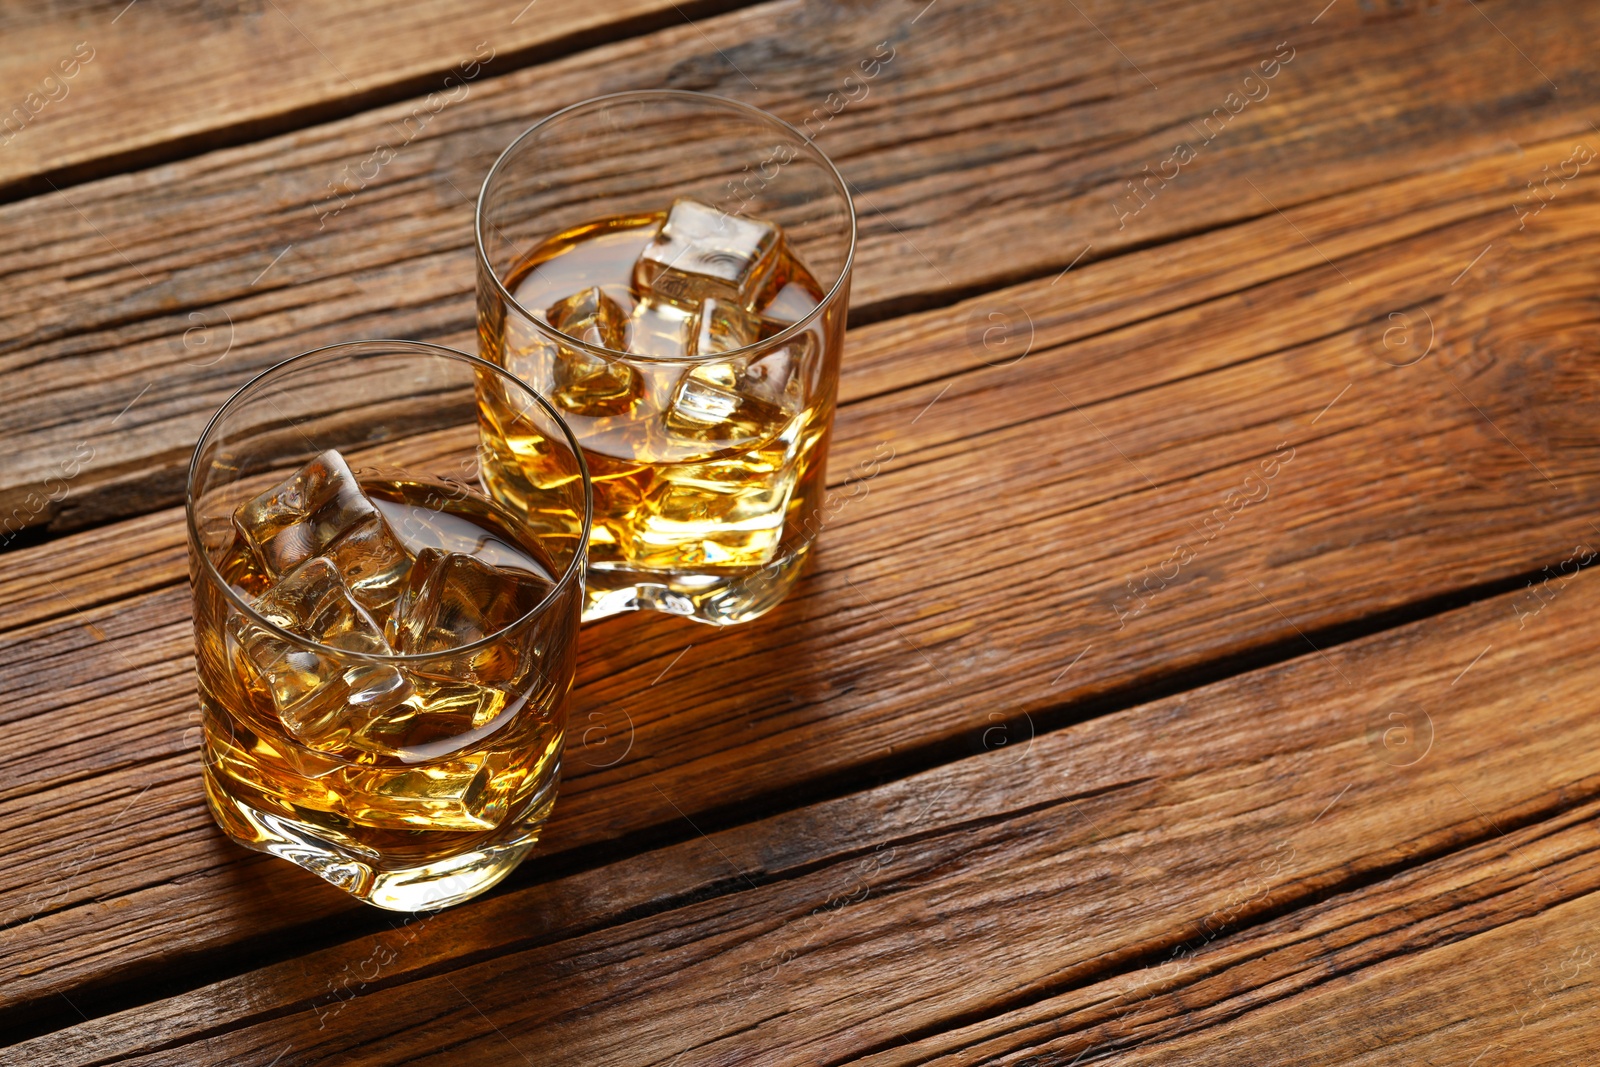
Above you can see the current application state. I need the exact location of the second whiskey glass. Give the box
[187,340,590,910]
[476,90,856,625]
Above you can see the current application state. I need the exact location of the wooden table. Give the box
[4,0,1599,1061]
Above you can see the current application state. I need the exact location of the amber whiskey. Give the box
[195,449,575,906]
[479,199,841,624]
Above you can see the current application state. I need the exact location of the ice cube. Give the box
[739,345,803,406]
[627,295,694,359]
[544,286,643,416]
[670,298,809,445]
[759,281,821,331]
[750,244,823,329]
[633,199,781,311]
[230,557,412,752]
[359,753,513,831]
[663,338,809,447]
[547,285,628,350]
[688,298,760,357]
[668,368,745,430]
[214,531,272,599]
[233,449,370,574]
[329,514,414,618]
[391,548,554,686]
[499,311,559,395]
[233,449,413,615]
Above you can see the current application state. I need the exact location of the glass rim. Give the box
[184,338,594,664]
[474,88,858,366]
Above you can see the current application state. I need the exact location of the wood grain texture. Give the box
[1095,873,1600,1066]
[858,806,1600,1066]
[0,0,748,197]
[12,562,1600,1064]
[5,131,1600,1024]
[3,0,1598,536]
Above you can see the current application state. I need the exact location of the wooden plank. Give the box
[13,561,1600,1064]
[0,507,184,631]
[0,0,750,198]
[900,834,1600,1063]
[860,789,1600,1064]
[1099,897,1600,1066]
[3,0,1598,535]
[4,133,1600,1019]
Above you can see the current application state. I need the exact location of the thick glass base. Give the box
[582,541,813,625]
[202,764,560,911]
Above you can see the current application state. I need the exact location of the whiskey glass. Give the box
[476,90,856,625]
[186,340,591,911]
